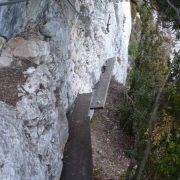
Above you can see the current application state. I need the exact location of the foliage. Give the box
[131,0,137,19]
[151,0,180,29]
[152,112,174,146]
[129,32,138,61]
[147,53,180,179]
[148,117,180,179]
[118,2,180,179]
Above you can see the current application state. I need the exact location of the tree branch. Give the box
[166,0,180,24]
[135,69,171,180]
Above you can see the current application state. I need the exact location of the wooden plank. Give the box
[61,93,93,180]
[90,57,116,109]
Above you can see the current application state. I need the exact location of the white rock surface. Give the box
[0,0,131,179]
[0,56,13,67]
[13,40,50,61]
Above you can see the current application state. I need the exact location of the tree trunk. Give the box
[166,0,180,24]
[135,71,170,180]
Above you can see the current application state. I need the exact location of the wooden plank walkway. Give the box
[90,57,115,109]
[61,93,93,180]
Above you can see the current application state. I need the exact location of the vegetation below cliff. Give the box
[117,1,180,179]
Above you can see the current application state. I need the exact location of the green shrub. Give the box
[118,3,180,179]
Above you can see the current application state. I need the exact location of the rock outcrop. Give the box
[0,0,131,179]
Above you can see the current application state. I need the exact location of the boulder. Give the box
[0,56,13,68]
[13,40,50,60]
[7,37,25,50]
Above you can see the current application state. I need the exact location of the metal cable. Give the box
[0,0,28,7]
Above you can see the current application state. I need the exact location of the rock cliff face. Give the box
[0,0,131,179]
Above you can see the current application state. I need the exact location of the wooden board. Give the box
[61,93,93,180]
[90,57,115,109]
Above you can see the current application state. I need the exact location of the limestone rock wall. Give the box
[0,0,131,179]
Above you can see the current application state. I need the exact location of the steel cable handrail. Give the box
[0,0,28,7]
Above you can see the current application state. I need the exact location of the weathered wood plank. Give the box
[90,57,116,109]
[61,93,93,180]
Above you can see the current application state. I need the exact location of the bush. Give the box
[118,3,180,179]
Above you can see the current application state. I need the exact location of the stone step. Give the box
[90,57,115,109]
[61,93,93,180]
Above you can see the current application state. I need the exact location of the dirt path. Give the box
[91,80,133,180]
